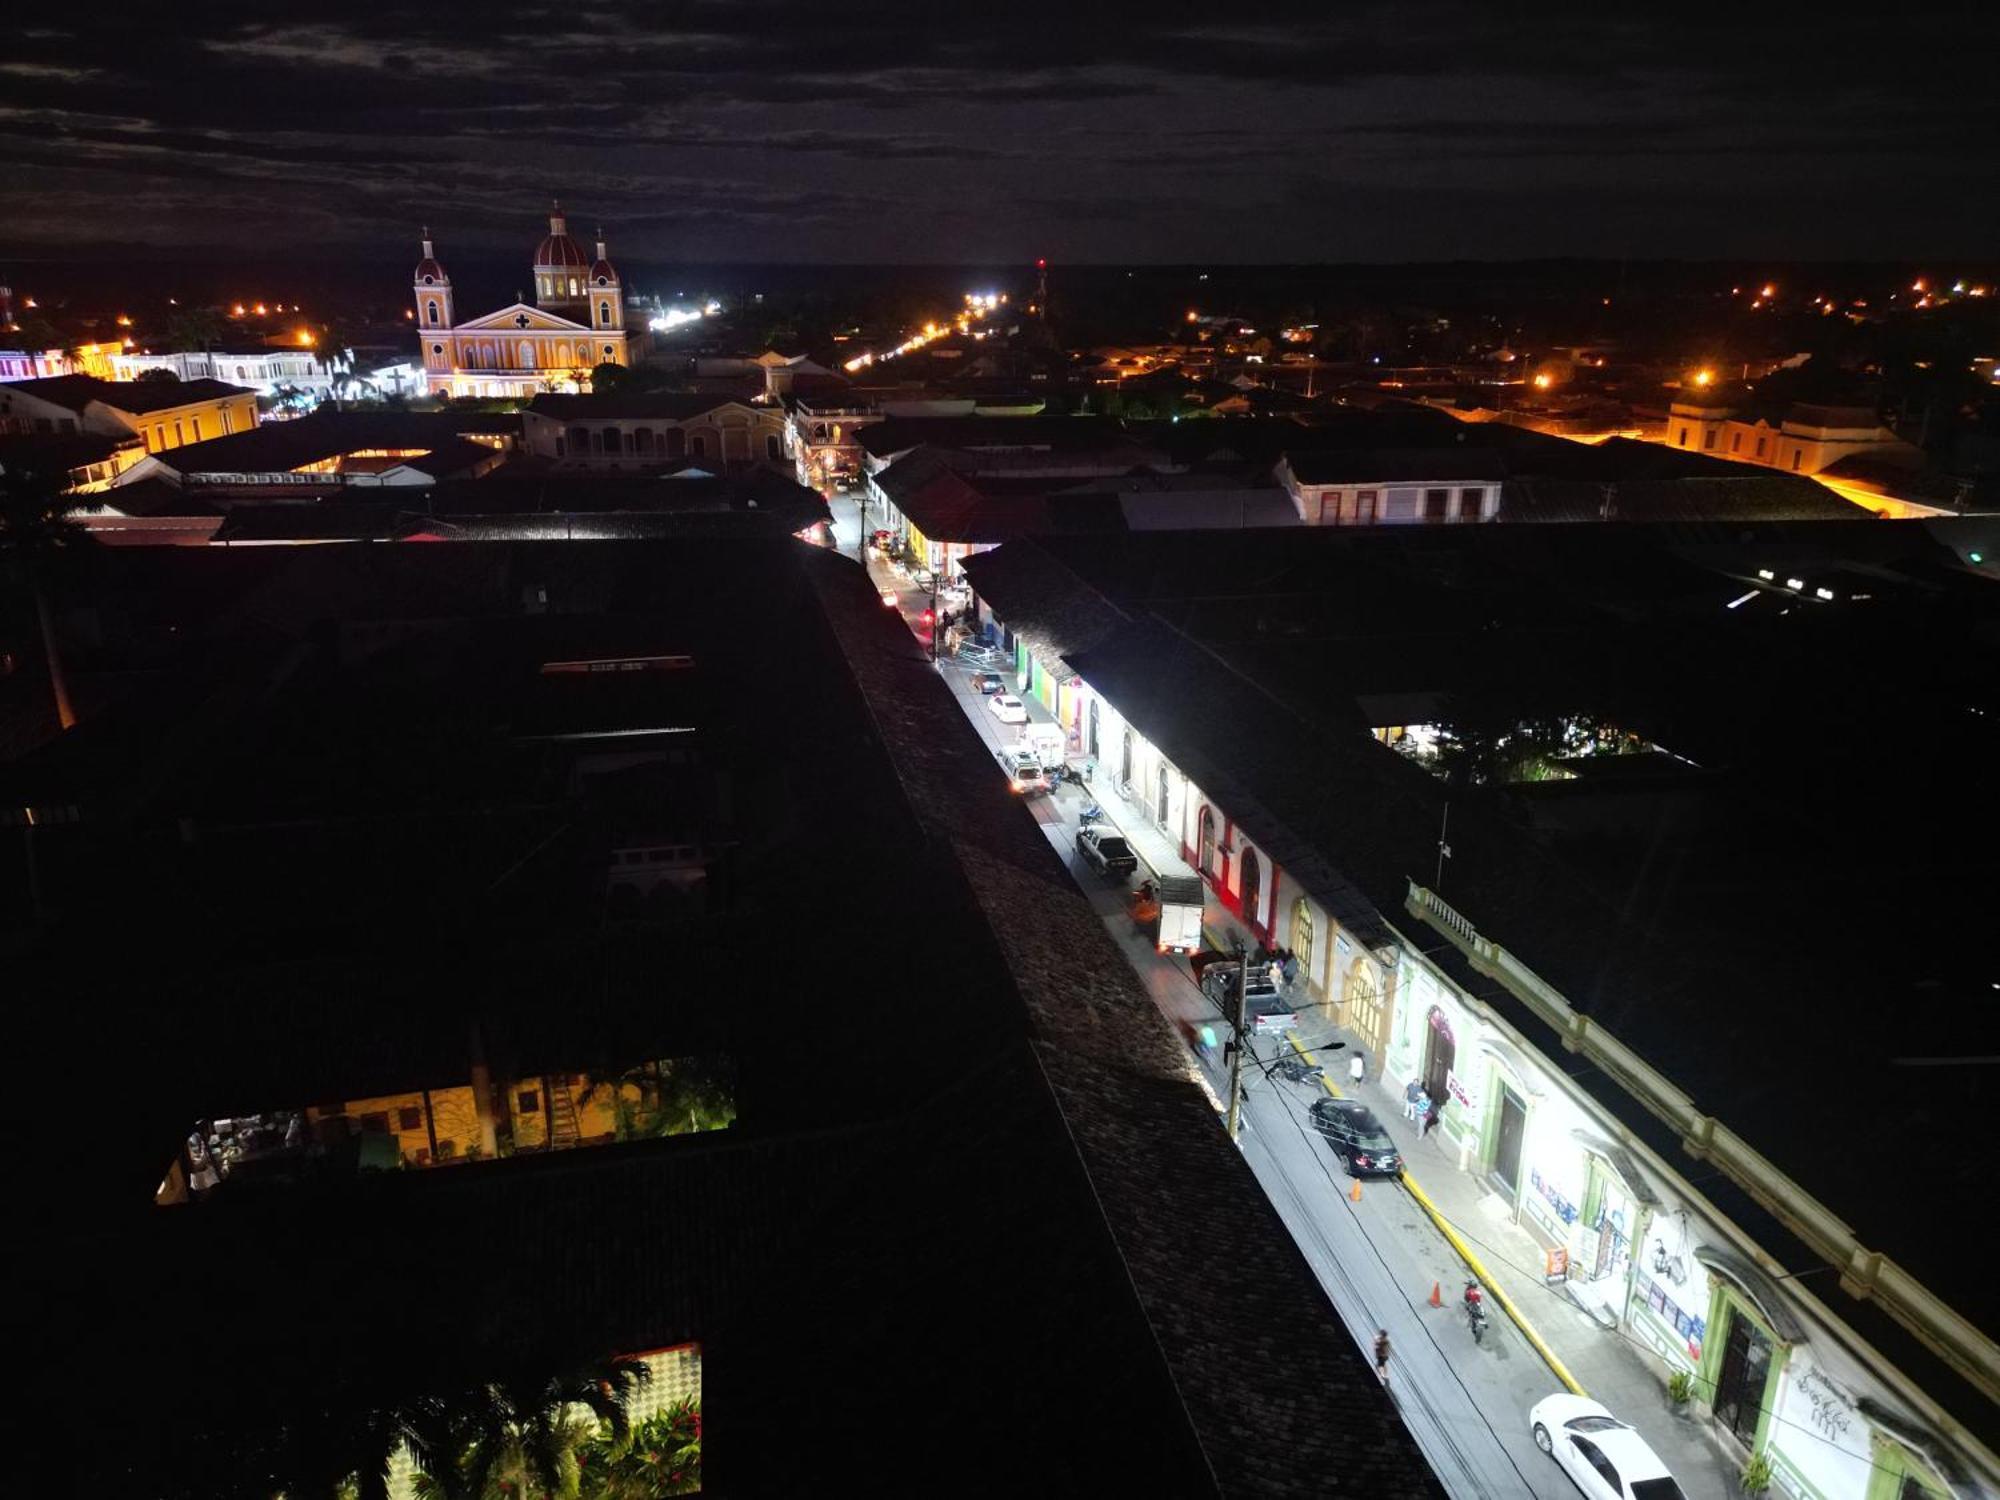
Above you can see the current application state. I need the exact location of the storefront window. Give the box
[1291,900,1315,977]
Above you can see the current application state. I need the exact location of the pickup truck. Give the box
[1199,957,1297,1036]
[1076,825,1138,877]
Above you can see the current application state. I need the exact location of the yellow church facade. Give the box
[414,207,645,399]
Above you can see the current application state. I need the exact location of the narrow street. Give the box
[844,511,1738,1499]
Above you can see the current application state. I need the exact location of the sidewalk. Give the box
[1278,1005,1733,1490]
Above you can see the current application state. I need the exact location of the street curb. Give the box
[1287,1032,1589,1399]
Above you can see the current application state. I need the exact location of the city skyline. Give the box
[5,3,1999,264]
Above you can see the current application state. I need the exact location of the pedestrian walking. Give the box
[1403,1080,1427,1122]
[1349,1050,1366,1086]
[1423,1098,1443,1138]
[1281,949,1301,991]
[1374,1328,1392,1384]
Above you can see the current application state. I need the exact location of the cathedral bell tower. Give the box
[588,230,624,333]
[413,229,453,331]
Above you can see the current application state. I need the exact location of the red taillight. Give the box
[920,608,934,624]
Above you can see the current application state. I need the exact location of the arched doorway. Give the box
[1291,900,1316,984]
[1240,848,1262,932]
[1422,1005,1456,1108]
[1197,808,1215,876]
[1087,700,1100,760]
[1156,762,1171,826]
[1346,962,1385,1061]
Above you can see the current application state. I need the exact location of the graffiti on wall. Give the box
[1793,1367,1853,1444]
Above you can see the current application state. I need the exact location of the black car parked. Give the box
[1308,1098,1403,1177]
[1075,825,1138,877]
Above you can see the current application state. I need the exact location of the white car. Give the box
[988,693,1029,725]
[1529,1395,1686,1500]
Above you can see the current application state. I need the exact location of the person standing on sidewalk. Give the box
[1349,1050,1366,1086]
[1423,1098,1443,1139]
[1374,1328,1392,1385]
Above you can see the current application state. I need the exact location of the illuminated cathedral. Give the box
[413,206,644,398]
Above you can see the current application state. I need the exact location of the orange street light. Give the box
[1693,368,1715,387]
[298,330,315,346]
[1760,284,1776,298]
[1532,372,1553,390]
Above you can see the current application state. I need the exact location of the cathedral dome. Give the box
[535,206,589,270]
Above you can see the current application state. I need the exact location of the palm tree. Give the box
[0,459,89,730]
[409,1356,649,1500]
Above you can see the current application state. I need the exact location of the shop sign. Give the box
[1544,1247,1569,1285]
[1445,1067,1476,1110]
[1428,1005,1454,1042]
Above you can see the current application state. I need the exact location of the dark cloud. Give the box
[0,1,1994,261]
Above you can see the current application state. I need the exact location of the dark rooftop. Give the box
[3,537,1436,1497]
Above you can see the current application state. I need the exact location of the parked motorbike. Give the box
[1275,1057,1324,1086]
[1463,1279,1488,1344]
[1079,802,1105,826]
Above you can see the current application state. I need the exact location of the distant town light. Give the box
[1786,578,1806,591]
[1692,368,1714,387]
[297,329,315,345]
[1814,587,1835,601]
[1761,283,1776,298]
[1757,569,1776,580]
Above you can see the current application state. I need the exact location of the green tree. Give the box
[165,307,227,353]
[589,361,631,395]
[578,1400,702,1498]
[135,367,182,384]
[0,460,89,730]
[409,1357,649,1500]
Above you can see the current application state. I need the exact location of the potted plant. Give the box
[1667,1370,1694,1406]
[1741,1452,1773,1495]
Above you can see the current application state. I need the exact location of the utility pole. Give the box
[930,566,941,663]
[1434,802,1452,891]
[1225,938,1249,1140]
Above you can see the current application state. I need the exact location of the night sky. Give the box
[4,3,1997,264]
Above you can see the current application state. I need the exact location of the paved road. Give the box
[872,558,1734,1499]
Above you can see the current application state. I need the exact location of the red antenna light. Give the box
[1036,258,1047,269]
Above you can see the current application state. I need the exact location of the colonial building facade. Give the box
[414,208,644,399]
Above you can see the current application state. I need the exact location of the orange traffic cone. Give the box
[1349,1179,1363,1203]
[1428,1282,1443,1308]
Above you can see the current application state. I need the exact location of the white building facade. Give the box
[971,590,1996,1500]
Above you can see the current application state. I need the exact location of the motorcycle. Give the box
[1078,802,1105,827]
[1274,1057,1324,1086]
[1463,1280,1488,1344]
